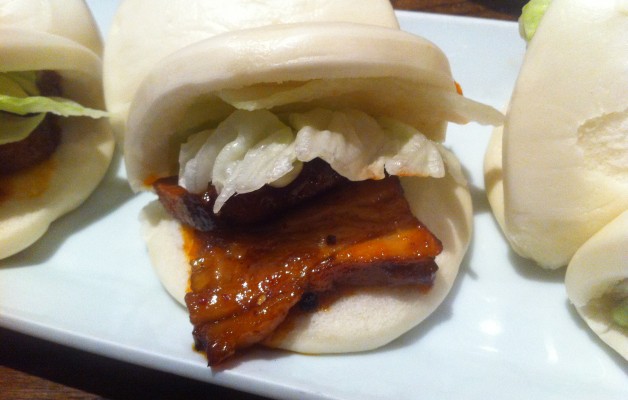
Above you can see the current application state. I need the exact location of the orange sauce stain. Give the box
[143,173,161,187]
[455,81,464,95]
[0,157,56,204]
[181,225,198,294]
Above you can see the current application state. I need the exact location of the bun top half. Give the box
[104,0,400,140]
[1,0,103,107]
[0,0,102,56]
[123,22,502,191]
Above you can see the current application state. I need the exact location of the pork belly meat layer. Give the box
[159,172,442,365]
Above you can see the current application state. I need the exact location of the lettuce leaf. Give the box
[0,113,46,145]
[0,95,108,118]
[1,73,39,145]
[1,72,107,145]
[519,0,552,42]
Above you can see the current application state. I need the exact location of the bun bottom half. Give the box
[0,119,114,259]
[139,172,472,354]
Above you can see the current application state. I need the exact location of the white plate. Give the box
[1,2,626,399]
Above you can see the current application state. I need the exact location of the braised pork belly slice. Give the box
[0,115,61,174]
[178,175,442,365]
[153,158,347,231]
[0,71,63,175]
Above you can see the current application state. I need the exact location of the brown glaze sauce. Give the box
[182,176,442,365]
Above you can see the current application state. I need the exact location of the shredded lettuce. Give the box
[291,109,449,180]
[1,72,107,146]
[179,109,297,212]
[178,75,498,213]
[179,108,461,212]
[519,0,552,42]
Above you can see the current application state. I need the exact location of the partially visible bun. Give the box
[0,0,115,259]
[140,172,472,354]
[484,0,628,268]
[565,211,628,360]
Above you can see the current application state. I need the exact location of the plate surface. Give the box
[1,2,626,399]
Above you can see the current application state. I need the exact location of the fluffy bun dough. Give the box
[565,211,628,360]
[103,0,399,140]
[484,125,505,233]
[484,0,628,268]
[140,172,472,354]
[0,0,102,55]
[0,0,115,259]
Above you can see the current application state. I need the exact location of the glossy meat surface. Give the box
[153,158,346,230]
[183,176,442,365]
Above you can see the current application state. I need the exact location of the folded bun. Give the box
[0,0,115,259]
[565,211,628,360]
[124,17,499,356]
[104,0,400,140]
[484,0,628,268]
[124,19,503,355]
